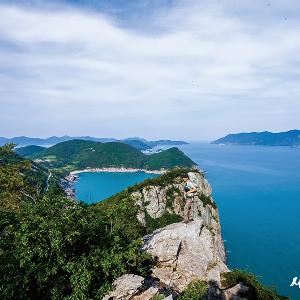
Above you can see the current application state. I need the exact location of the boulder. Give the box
[142,219,228,292]
[102,274,144,300]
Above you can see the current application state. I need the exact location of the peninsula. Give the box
[17,139,196,174]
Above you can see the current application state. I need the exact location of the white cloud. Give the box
[0,0,299,140]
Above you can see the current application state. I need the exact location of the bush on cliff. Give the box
[221,269,290,300]
[178,280,208,300]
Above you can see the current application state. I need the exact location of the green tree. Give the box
[0,196,149,299]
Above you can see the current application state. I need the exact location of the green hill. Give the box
[15,145,46,157]
[122,139,150,150]
[28,139,195,173]
[0,144,62,210]
[144,147,195,170]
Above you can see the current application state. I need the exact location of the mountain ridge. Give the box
[0,135,188,149]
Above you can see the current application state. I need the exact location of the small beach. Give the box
[70,167,166,175]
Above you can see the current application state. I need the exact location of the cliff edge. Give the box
[102,169,250,300]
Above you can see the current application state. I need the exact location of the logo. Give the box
[290,277,300,288]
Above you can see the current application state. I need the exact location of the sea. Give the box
[74,143,300,299]
[74,171,158,203]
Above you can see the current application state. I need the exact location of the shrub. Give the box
[178,280,208,300]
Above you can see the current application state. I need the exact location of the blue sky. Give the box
[0,0,300,140]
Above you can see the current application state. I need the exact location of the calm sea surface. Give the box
[179,143,300,300]
[74,143,300,299]
[74,171,158,204]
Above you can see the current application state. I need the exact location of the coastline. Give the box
[69,167,166,175]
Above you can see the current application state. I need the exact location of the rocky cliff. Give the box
[102,170,261,300]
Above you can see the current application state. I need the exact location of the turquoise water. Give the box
[74,171,158,204]
[179,143,300,300]
[74,144,300,299]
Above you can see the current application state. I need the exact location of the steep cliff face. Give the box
[103,170,246,300]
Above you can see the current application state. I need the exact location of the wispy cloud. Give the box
[0,0,299,139]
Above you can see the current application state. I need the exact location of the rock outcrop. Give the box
[142,219,228,292]
[103,170,244,300]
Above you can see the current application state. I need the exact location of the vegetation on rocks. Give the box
[178,280,208,300]
[0,145,150,299]
[200,193,217,209]
[144,210,183,233]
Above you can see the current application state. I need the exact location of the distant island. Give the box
[16,139,196,174]
[0,135,187,150]
[212,130,300,146]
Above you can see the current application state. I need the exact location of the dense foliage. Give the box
[0,197,150,299]
[0,145,150,299]
[19,139,195,173]
[0,144,61,210]
[144,147,195,170]
[15,145,46,157]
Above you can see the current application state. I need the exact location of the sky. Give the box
[0,0,300,141]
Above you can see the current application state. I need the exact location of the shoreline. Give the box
[69,167,166,175]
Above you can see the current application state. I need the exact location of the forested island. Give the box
[212,130,300,146]
[16,139,195,174]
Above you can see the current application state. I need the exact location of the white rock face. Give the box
[102,274,160,300]
[142,219,228,292]
[133,171,216,224]
[143,186,167,219]
[222,283,250,300]
[188,171,212,197]
[102,274,144,300]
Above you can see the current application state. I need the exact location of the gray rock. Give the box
[143,186,167,219]
[102,274,161,300]
[142,219,228,292]
[188,171,212,197]
[222,283,249,300]
[102,274,144,300]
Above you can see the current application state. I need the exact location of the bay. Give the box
[74,171,158,204]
